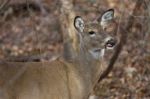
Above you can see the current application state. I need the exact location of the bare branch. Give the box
[88,0,144,97]
[98,0,144,83]
[89,0,144,97]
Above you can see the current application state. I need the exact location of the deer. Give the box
[0,9,117,99]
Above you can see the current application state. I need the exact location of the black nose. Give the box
[105,38,116,48]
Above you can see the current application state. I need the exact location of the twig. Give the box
[98,0,143,83]
[89,0,144,96]
[88,0,144,98]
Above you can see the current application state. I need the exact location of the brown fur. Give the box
[0,60,105,99]
[0,9,117,99]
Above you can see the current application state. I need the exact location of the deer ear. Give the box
[98,9,114,26]
[74,16,85,32]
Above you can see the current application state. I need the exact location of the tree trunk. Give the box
[59,0,78,61]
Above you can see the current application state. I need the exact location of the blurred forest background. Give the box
[0,0,150,98]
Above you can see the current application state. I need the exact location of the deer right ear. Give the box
[101,9,114,22]
[74,16,85,32]
[97,9,114,29]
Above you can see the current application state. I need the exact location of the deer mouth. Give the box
[105,38,116,49]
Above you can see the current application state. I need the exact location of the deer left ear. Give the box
[74,16,85,32]
[98,9,114,26]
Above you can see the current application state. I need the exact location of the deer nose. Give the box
[105,37,117,49]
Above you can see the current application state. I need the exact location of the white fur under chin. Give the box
[89,49,105,60]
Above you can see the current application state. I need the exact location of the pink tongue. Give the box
[107,44,112,47]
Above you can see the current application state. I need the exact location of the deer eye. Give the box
[88,31,96,37]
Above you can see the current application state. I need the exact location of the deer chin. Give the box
[89,48,105,60]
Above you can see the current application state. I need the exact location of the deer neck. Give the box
[62,37,104,89]
[63,32,80,62]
